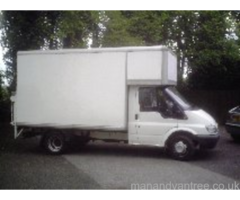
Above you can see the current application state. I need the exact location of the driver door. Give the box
[128,86,178,146]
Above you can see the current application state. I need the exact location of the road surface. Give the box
[0,125,239,189]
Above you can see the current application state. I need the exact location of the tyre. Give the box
[167,135,196,161]
[42,133,66,155]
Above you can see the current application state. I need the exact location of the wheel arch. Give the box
[164,127,198,148]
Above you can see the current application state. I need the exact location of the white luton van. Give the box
[11,46,219,160]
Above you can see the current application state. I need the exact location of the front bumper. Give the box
[194,134,220,149]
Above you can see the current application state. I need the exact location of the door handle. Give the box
[135,114,139,120]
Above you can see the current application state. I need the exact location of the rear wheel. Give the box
[42,133,66,155]
[167,135,196,161]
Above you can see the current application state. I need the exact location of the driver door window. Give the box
[139,88,158,112]
[139,87,180,119]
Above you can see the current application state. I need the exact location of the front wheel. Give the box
[42,133,66,155]
[167,135,196,161]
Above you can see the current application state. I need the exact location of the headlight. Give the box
[206,124,218,134]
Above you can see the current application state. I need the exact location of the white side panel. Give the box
[167,51,177,83]
[16,52,127,130]
[127,51,162,84]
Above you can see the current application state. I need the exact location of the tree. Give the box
[0,11,100,91]
[0,70,8,102]
[100,11,143,47]
[0,70,6,99]
[0,11,52,90]
[0,70,10,122]
[1,11,240,91]
[187,11,240,90]
[59,11,97,48]
[122,11,171,45]
[160,11,198,86]
[119,11,197,85]
[43,11,62,49]
[121,11,240,89]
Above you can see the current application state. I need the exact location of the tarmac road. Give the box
[0,125,240,189]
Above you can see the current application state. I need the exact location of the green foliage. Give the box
[42,11,62,49]
[120,11,240,89]
[0,11,52,90]
[122,11,171,45]
[59,11,97,48]
[0,70,10,122]
[0,11,100,90]
[116,11,200,84]
[0,70,4,98]
[187,11,240,89]
[0,70,9,102]
[101,11,143,47]
[1,11,240,92]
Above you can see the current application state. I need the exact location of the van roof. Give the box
[18,45,172,55]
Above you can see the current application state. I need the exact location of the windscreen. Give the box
[165,87,192,110]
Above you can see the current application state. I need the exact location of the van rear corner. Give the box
[10,92,20,139]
